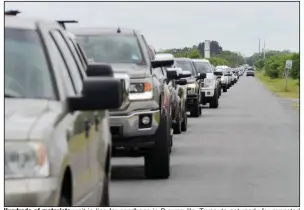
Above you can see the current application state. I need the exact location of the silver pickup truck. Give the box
[5,16,123,207]
[73,27,176,179]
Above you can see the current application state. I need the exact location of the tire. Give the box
[59,197,70,207]
[190,100,200,117]
[100,173,110,206]
[181,111,187,132]
[169,134,172,154]
[173,105,182,134]
[145,114,170,179]
[173,119,182,134]
[223,85,227,92]
[218,87,221,97]
[209,91,219,108]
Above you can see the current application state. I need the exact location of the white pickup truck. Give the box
[192,59,220,109]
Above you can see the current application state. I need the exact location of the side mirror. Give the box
[166,69,179,79]
[151,59,174,68]
[86,63,114,77]
[197,72,206,79]
[67,78,123,111]
[176,79,188,85]
[180,70,192,78]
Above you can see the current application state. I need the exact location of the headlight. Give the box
[204,79,214,88]
[5,142,50,179]
[129,81,153,100]
[187,83,196,94]
[187,83,196,89]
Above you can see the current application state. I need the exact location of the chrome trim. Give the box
[109,110,159,119]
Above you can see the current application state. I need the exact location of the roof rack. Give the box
[56,20,78,30]
[5,10,21,16]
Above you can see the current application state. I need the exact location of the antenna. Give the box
[117,26,121,33]
[5,10,21,16]
[56,20,78,30]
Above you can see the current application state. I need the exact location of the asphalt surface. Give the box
[110,76,299,206]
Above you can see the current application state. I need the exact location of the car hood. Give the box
[109,63,150,79]
[5,98,51,140]
[184,76,196,84]
[206,73,214,79]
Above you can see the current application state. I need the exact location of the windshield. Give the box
[193,62,213,73]
[5,28,56,99]
[76,35,145,65]
[175,60,195,75]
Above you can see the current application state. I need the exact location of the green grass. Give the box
[292,102,299,111]
[255,71,299,99]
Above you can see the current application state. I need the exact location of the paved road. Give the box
[110,76,299,206]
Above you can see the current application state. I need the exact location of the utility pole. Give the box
[263,40,266,59]
[258,38,261,56]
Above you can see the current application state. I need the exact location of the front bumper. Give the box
[186,93,199,108]
[5,177,58,206]
[201,88,215,97]
[109,100,160,138]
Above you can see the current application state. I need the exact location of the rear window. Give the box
[193,62,212,73]
[175,60,195,75]
[76,34,145,65]
[5,28,56,99]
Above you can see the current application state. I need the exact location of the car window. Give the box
[141,35,154,61]
[5,28,56,99]
[51,30,83,94]
[47,34,76,96]
[191,62,198,76]
[76,34,145,65]
[193,62,213,73]
[76,43,89,67]
[67,37,87,71]
[175,60,195,75]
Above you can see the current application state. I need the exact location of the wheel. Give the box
[145,114,170,179]
[100,173,110,206]
[173,119,182,134]
[218,87,221,97]
[190,100,200,117]
[223,85,227,92]
[209,91,219,108]
[173,105,182,134]
[181,111,187,132]
[59,197,70,207]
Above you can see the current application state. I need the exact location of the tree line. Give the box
[160,40,245,68]
[159,41,299,82]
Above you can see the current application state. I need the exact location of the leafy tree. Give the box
[263,54,293,78]
[188,49,201,59]
[217,51,245,67]
[289,53,300,80]
[208,57,229,66]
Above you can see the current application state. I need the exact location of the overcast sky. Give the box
[5,1,299,56]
